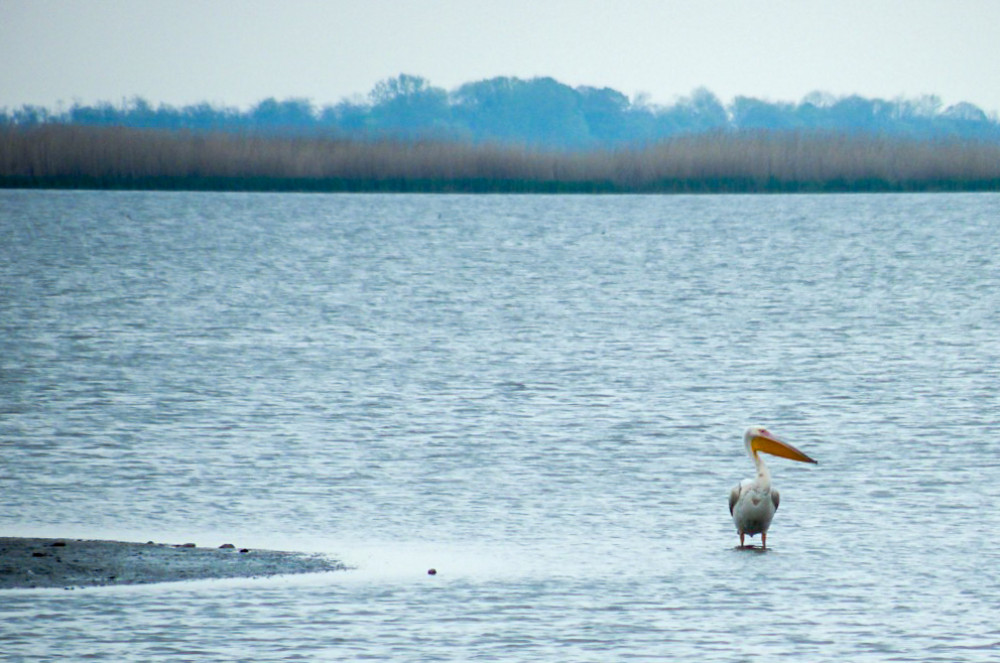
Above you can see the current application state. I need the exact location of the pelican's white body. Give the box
[729,464,779,540]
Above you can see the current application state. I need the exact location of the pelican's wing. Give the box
[771,488,780,511]
[729,484,742,515]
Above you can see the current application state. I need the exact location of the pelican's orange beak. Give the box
[751,431,818,464]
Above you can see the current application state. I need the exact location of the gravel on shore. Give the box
[0,537,347,590]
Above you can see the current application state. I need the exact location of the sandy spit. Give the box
[0,537,347,590]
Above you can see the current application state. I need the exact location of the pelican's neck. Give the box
[751,451,773,490]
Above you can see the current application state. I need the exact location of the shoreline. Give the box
[4,175,1000,194]
[0,537,347,590]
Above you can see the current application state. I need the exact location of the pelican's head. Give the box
[744,426,818,464]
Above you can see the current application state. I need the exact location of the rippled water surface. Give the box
[2,190,1000,661]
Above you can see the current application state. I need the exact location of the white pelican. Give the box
[729,426,817,548]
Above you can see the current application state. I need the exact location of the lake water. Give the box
[2,190,1000,661]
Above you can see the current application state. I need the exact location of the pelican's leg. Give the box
[739,531,745,547]
[761,532,767,549]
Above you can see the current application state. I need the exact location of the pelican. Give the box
[729,426,817,549]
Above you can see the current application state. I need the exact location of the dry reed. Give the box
[2,125,999,192]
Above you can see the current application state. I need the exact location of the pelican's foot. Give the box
[734,544,768,553]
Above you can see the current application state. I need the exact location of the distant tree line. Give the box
[3,74,999,149]
[4,124,999,193]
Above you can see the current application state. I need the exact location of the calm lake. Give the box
[2,190,999,661]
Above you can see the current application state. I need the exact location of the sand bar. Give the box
[0,537,346,590]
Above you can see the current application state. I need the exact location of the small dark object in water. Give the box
[219,543,235,549]
[175,543,196,548]
[51,541,67,547]
[427,568,437,575]
[239,548,250,553]
[32,551,46,558]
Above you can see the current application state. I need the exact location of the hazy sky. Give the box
[3,0,999,113]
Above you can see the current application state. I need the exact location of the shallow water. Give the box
[2,190,1000,660]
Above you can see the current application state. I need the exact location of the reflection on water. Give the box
[2,191,1000,660]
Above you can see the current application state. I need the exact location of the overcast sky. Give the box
[3,0,999,114]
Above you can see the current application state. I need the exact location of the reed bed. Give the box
[2,125,999,192]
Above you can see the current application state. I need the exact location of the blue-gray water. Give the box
[2,190,1000,661]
